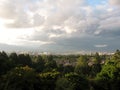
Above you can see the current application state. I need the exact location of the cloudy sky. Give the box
[0,0,120,53]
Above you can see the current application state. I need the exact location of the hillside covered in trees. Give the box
[0,50,120,90]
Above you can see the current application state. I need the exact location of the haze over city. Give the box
[0,0,120,53]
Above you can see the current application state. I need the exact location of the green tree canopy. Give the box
[1,66,39,90]
[75,55,90,76]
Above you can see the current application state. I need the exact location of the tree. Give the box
[75,56,90,76]
[55,78,73,90]
[33,55,45,72]
[18,54,32,66]
[90,52,102,77]
[63,65,74,74]
[0,51,9,75]
[42,55,53,62]
[39,71,60,90]
[90,63,101,77]
[95,59,120,90]
[112,49,120,60]
[64,73,89,90]
[44,56,57,72]
[57,64,64,73]
[9,52,18,67]
[1,66,39,90]
[93,52,101,64]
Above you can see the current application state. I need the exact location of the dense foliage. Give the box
[0,50,120,90]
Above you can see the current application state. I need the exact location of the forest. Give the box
[0,50,120,90]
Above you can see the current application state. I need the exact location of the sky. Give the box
[0,0,120,53]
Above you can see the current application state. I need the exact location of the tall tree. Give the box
[95,58,120,90]
[0,51,9,75]
[18,54,32,66]
[1,66,39,90]
[33,55,45,72]
[64,73,89,90]
[9,52,18,67]
[75,56,89,76]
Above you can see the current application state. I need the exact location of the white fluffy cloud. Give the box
[0,0,120,52]
[109,0,120,6]
[94,44,108,48]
